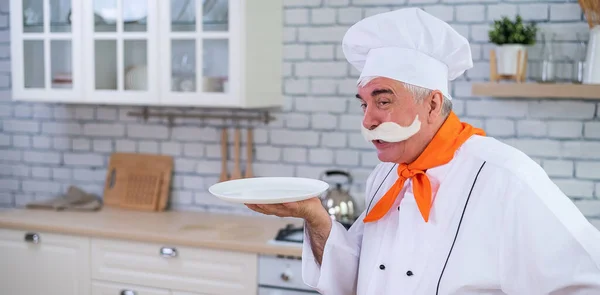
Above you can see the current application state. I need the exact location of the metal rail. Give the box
[127,107,276,127]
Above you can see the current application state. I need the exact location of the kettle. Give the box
[319,170,357,228]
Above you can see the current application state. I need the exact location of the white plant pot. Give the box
[496,44,527,76]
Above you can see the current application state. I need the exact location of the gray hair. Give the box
[357,76,452,118]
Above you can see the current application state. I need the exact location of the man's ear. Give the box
[427,90,444,123]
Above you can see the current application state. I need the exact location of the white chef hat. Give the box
[342,7,473,100]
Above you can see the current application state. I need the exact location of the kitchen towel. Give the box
[26,185,102,211]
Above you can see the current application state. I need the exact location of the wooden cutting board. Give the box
[103,153,173,211]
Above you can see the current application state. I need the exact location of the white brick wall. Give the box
[4,119,39,133]
[584,122,600,139]
[296,61,347,77]
[12,135,30,148]
[456,5,486,22]
[31,167,50,179]
[547,121,583,139]
[63,153,104,166]
[0,2,598,224]
[283,147,307,163]
[0,134,9,146]
[309,45,335,60]
[23,151,61,164]
[128,124,169,139]
[84,123,125,137]
[485,119,515,137]
[487,4,517,20]
[554,179,595,199]
[42,122,81,135]
[338,7,362,24]
[576,162,600,180]
[529,101,595,119]
[309,148,334,164]
[422,5,454,22]
[543,160,574,178]
[311,8,336,25]
[518,4,548,21]
[550,3,582,21]
[466,101,528,118]
[285,9,309,25]
[183,143,204,158]
[517,120,547,137]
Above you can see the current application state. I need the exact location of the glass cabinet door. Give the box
[159,0,239,106]
[11,0,82,101]
[84,0,158,104]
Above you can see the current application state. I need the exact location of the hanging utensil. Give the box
[230,127,242,180]
[219,128,229,182]
[244,127,254,178]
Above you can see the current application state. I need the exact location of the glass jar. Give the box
[539,32,556,83]
[571,33,587,84]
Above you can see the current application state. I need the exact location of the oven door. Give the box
[258,286,320,294]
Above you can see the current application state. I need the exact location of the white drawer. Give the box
[258,255,312,291]
[92,280,169,295]
[259,287,319,295]
[91,238,257,295]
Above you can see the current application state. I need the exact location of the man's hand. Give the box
[245,197,325,221]
[246,197,332,264]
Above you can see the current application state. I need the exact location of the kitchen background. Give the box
[0,0,599,227]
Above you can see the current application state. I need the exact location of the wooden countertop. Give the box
[0,207,305,257]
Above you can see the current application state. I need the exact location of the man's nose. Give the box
[362,107,380,130]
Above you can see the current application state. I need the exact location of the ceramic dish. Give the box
[208,177,329,204]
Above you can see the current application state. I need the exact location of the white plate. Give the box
[208,177,329,204]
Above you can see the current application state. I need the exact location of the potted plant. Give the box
[488,15,538,76]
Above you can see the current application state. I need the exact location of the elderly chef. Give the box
[246,7,600,295]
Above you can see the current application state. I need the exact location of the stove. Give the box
[259,223,315,294]
[268,219,355,249]
[274,223,304,243]
[259,221,357,293]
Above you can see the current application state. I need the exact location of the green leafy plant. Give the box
[488,15,538,45]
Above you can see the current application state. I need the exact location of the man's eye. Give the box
[360,103,367,109]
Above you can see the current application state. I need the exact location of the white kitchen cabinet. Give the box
[0,228,91,295]
[10,0,84,102]
[91,237,258,295]
[10,0,283,109]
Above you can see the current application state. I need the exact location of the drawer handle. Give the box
[120,290,137,295]
[160,247,177,258]
[24,232,40,244]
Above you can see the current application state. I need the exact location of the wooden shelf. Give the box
[471,82,600,100]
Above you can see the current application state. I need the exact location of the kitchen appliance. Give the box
[260,224,318,294]
[258,254,319,294]
[319,170,358,228]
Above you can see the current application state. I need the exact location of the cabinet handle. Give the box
[280,269,292,282]
[24,232,40,244]
[160,247,177,258]
[120,290,137,295]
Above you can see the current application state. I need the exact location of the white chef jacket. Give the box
[302,135,600,294]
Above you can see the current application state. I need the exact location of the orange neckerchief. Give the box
[363,112,485,223]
